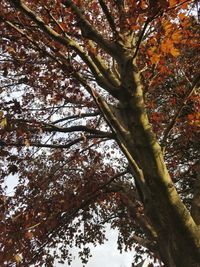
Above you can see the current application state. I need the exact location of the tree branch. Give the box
[162,74,200,147]
[97,0,117,34]
[130,234,157,252]
[44,124,112,136]
[133,18,151,59]
[10,118,113,136]
[9,0,120,97]
[2,135,111,149]
[24,169,127,265]
[63,0,119,58]
[87,40,121,89]
[52,111,100,124]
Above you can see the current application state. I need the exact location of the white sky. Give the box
[55,228,150,267]
[56,228,134,267]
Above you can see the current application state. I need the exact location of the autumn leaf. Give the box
[160,39,173,53]
[150,54,160,64]
[171,31,182,43]
[180,0,188,9]
[180,16,192,27]
[7,46,15,54]
[140,0,148,10]
[193,121,200,127]
[187,114,194,121]
[188,113,200,127]
[25,231,34,240]
[147,46,157,56]
[169,0,178,8]
[14,254,22,265]
[163,21,173,34]
[0,118,7,128]
[170,46,180,57]
[24,139,30,147]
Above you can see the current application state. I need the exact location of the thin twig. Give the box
[98,0,117,35]
[162,74,200,148]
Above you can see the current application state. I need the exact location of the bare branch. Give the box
[10,118,113,136]
[2,135,111,149]
[52,111,100,124]
[133,18,151,59]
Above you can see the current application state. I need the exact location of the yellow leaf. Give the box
[192,112,200,127]
[171,31,182,43]
[170,46,180,57]
[14,254,22,265]
[7,46,15,54]
[0,118,7,128]
[0,111,3,118]
[147,46,157,56]
[193,120,200,127]
[163,21,173,34]
[24,139,30,147]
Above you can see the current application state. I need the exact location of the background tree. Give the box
[0,0,199,266]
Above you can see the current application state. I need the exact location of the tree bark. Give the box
[105,54,200,266]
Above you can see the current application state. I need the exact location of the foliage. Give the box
[0,0,199,266]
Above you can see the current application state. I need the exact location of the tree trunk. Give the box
[103,54,200,266]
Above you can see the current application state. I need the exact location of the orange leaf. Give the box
[187,114,194,121]
[169,0,178,7]
[140,0,148,10]
[163,21,173,34]
[160,39,173,53]
[170,46,180,57]
[179,13,186,21]
[180,0,188,9]
[171,31,182,43]
[147,46,157,56]
[150,54,160,64]
[131,24,140,30]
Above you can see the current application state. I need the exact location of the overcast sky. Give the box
[56,228,134,267]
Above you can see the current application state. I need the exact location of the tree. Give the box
[0,0,199,266]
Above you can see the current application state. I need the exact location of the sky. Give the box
[60,229,133,267]
[55,228,149,267]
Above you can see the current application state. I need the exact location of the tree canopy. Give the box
[0,0,200,266]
